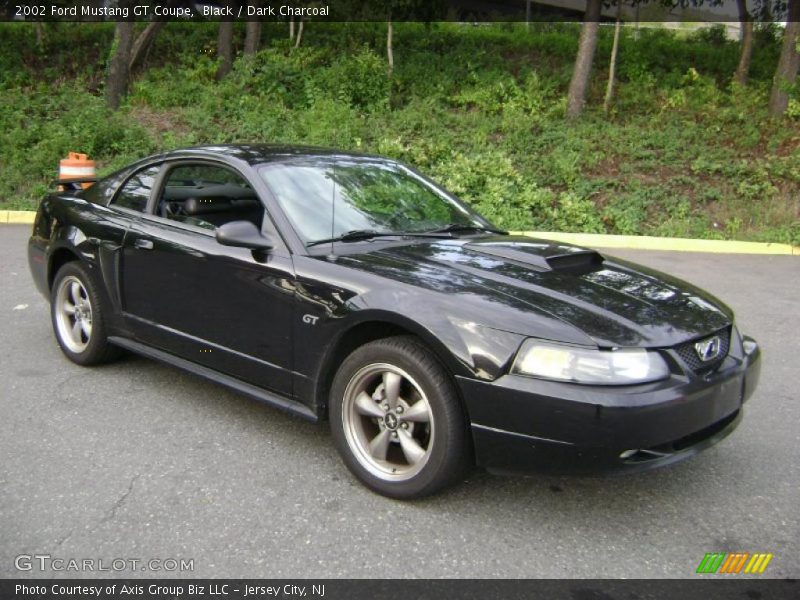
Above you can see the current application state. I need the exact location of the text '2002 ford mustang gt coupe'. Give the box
[28,145,761,498]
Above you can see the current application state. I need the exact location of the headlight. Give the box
[512,339,669,385]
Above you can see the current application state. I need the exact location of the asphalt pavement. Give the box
[1,224,798,579]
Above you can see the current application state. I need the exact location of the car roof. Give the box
[163,144,386,166]
[84,144,398,204]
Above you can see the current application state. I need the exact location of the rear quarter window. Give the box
[80,168,132,206]
[111,164,162,212]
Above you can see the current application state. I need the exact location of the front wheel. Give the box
[330,336,471,499]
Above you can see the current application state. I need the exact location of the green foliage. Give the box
[0,21,797,244]
[319,46,390,110]
[0,83,155,208]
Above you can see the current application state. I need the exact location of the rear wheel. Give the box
[330,336,471,499]
[51,261,121,366]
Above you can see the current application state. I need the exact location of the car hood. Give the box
[333,235,733,348]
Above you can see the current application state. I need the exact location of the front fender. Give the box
[337,300,525,382]
[292,256,530,415]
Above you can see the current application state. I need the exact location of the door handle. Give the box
[134,238,154,250]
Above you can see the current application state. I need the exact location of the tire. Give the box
[330,335,472,499]
[50,261,122,366]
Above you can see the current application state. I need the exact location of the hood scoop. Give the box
[463,241,604,275]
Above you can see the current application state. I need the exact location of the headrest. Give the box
[183,197,232,215]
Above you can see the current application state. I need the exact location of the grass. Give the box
[0,21,797,244]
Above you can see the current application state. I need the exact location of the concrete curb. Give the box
[1,211,797,254]
[514,231,800,256]
[0,210,36,224]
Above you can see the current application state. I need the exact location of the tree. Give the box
[129,21,167,74]
[244,2,263,55]
[566,0,603,119]
[106,20,135,110]
[244,21,262,55]
[603,0,623,112]
[387,19,394,75]
[34,22,45,49]
[216,21,234,80]
[128,0,181,74]
[373,0,443,72]
[734,0,755,85]
[768,0,800,116]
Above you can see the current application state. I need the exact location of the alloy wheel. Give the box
[341,363,435,481]
[54,275,93,354]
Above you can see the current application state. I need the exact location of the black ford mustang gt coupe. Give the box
[28,145,761,498]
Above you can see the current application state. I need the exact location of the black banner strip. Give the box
[1,579,799,600]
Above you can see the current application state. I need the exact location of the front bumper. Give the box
[458,335,761,475]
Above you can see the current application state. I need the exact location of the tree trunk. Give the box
[387,20,394,75]
[216,20,234,80]
[244,19,262,55]
[129,21,166,73]
[566,0,602,119]
[294,20,304,49]
[34,22,45,49]
[106,21,135,110]
[603,1,622,113]
[768,0,800,117]
[733,0,754,86]
[526,0,531,31]
[290,18,295,41]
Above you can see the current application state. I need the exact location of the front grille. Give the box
[673,327,731,374]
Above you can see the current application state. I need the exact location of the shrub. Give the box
[0,22,796,245]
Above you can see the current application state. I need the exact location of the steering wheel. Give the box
[162,201,187,219]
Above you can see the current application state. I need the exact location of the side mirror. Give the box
[215,220,274,251]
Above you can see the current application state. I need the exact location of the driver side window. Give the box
[156,164,263,231]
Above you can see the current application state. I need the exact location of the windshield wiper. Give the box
[306,230,450,248]
[427,223,508,235]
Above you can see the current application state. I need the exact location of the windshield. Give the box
[259,158,489,244]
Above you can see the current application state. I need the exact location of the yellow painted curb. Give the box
[0,212,796,254]
[514,231,800,256]
[0,210,36,224]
